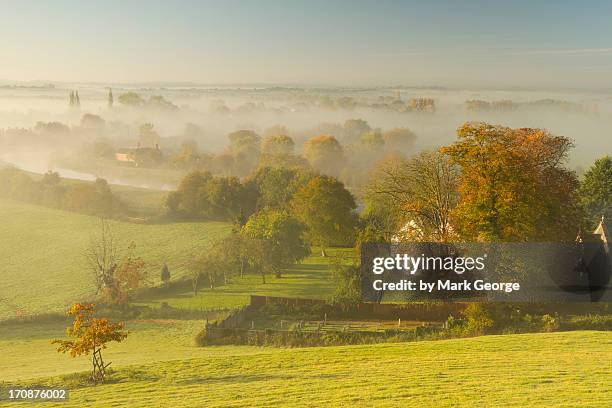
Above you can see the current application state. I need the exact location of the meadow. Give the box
[0,199,341,320]
[1,331,610,407]
[0,199,231,320]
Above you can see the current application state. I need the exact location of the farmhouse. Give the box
[577,217,612,283]
[115,144,163,166]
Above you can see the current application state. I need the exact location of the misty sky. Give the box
[2,0,612,88]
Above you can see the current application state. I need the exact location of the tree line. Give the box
[0,168,124,217]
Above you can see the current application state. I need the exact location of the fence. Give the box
[249,295,468,320]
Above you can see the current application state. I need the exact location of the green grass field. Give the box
[1,331,610,407]
[0,199,342,320]
[0,199,231,320]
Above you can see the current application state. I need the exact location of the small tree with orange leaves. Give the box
[52,303,128,382]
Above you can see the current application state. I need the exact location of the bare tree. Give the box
[367,150,459,241]
[86,218,118,295]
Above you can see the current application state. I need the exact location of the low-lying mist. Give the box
[1,84,610,189]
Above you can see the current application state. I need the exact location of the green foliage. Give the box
[303,135,344,177]
[579,155,612,228]
[462,303,494,335]
[0,168,124,217]
[291,175,357,254]
[166,171,257,220]
[118,92,145,107]
[247,166,315,211]
[241,209,309,280]
[342,118,371,143]
[228,130,261,176]
[330,260,361,309]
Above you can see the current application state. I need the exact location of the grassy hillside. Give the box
[0,199,231,320]
[0,199,340,320]
[1,331,610,407]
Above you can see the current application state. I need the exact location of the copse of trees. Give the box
[0,168,123,217]
[360,123,598,245]
[165,171,257,220]
[246,166,315,211]
[117,92,177,110]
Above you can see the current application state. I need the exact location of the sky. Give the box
[1,0,612,88]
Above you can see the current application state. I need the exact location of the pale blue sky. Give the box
[1,0,611,87]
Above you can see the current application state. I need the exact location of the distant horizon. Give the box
[1,78,611,94]
[2,1,612,88]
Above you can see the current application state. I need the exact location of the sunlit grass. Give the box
[1,331,610,407]
[0,199,231,319]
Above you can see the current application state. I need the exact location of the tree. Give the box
[138,123,161,148]
[579,155,612,228]
[228,130,261,176]
[166,171,257,220]
[261,134,295,156]
[382,128,417,152]
[238,236,269,283]
[160,263,171,286]
[303,135,344,177]
[330,258,361,310]
[343,119,371,143]
[190,238,241,290]
[442,122,580,241]
[166,171,213,218]
[118,92,145,107]
[291,175,357,256]
[81,113,106,130]
[110,242,147,305]
[107,88,113,108]
[365,151,459,242]
[247,166,314,210]
[85,221,146,305]
[52,303,128,382]
[147,95,178,111]
[241,209,309,278]
[35,121,70,135]
[263,124,289,138]
[86,219,117,295]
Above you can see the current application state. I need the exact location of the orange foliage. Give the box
[52,303,128,357]
[441,122,580,242]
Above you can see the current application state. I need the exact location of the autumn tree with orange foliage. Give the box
[52,303,128,381]
[441,122,580,242]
